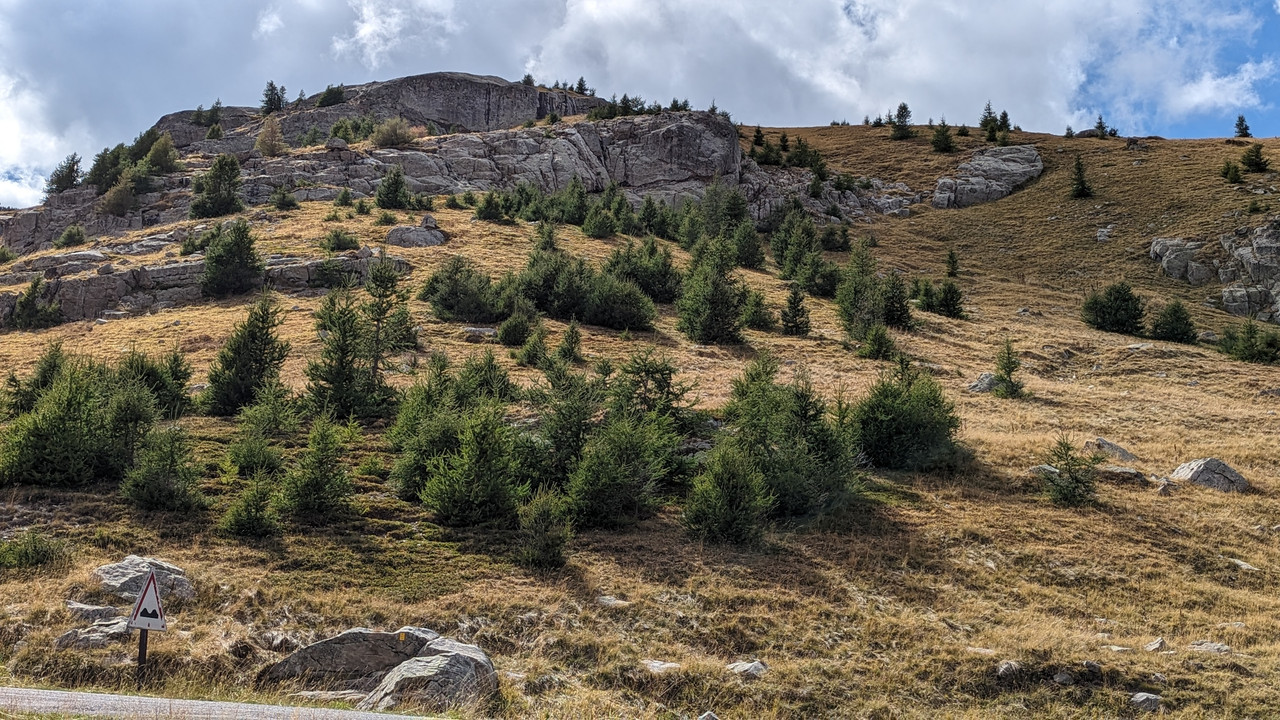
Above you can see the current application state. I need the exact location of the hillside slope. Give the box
[1,116,1279,719]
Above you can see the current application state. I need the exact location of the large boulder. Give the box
[258,626,441,686]
[1170,458,1249,493]
[385,215,447,248]
[932,146,1044,209]
[54,617,131,650]
[92,555,194,602]
[356,638,497,711]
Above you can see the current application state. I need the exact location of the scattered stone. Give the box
[1104,645,1133,653]
[96,264,114,275]
[1189,640,1231,654]
[1081,660,1102,673]
[1028,464,1060,479]
[1170,458,1249,493]
[259,626,441,685]
[965,647,996,656]
[1096,225,1115,242]
[1127,343,1154,351]
[643,660,682,675]
[967,373,997,393]
[1257,388,1280,398]
[384,216,447,247]
[462,327,497,343]
[1097,466,1144,485]
[1144,637,1167,652]
[1131,692,1163,712]
[1226,557,1260,571]
[726,660,768,679]
[356,639,497,712]
[65,601,120,623]
[995,660,1022,679]
[1217,621,1246,629]
[1154,479,1175,496]
[54,618,131,650]
[698,713,721,720]
[325,137,349,151]
[1053,671,1075,686]
[596,595,632,609]
[1084,437,1138,462]
[255,630,302,653]
[92,555,194,602]
[1198,330,1219,343]
[1151,673,1167,684]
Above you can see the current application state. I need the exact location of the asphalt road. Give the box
[0,687,432,719]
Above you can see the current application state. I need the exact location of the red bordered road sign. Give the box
[127,570,167,632]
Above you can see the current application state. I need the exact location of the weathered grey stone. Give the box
[967,372,997,393]
[259,626,441,685]
[1144,637,1166,652]
[1227,557,1260,571]
[289,690,368,703]
[932,146,1044,209]
[995,660,1022,679]
[54,618,131,650]
[65,601,120,623]
[92,555,194,602]
[355,638,497,711]
[1131,693,1162,712]
[385,225,447,248]
[325,137,349,151]
[1197,330,1219,343]
[1170,458,1249,492]
[726,660,768,679]
[462,327,497,343]
[643,660,682,675]
[1097,466,1145,485]
[596,595,632,609]
[1052,670,1075,685]
[1189,640,1231,654]
[1084,437,1138,462]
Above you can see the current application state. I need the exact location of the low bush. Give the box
[419,255,504,323]
[568,413,679,529]
[371,117,415,148]
[1081,282,1145,335]
[421,404,520,526]
[682,440,772,545]
[1148,300,1196,343]
[9,278,61,330]
[375,165,412,210]
[278,416,353,522]
[189,154,244,219]
[740,290,776,331]
[219,476,280,538]
[120,427,206,511]
[849,359,959,469]
[517,488,572,569]
[1041,435,1102,506]
[0,531,69,570]
[321,228,359,252]
[269,185,298,210]
[54,225,87,249]
[1220,320,1280,364]
[201,219,264,297]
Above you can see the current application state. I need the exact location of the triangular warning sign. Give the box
[127,570,167,632]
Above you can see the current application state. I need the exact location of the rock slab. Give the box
[932,146,1044,209]
[54,617,130,650]
[355,638,497,711]
[1170,458,1249,493]
[92,555,194,602]
[259,626,441,685]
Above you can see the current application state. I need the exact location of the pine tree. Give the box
[997,110,1011,132]
[979,101,997,131]
[890,102,913,140]
[189,153,243,218]
[881,271,912,329]
[306,288,371,418]
[260,80,287,115]
[1241,143,1270,173]
[1148,300,1197,343]
[1234,114,1251,138]
[201,219,264,297]
[946,248,959,277]
[780,284,810,336]
[677,257,746,344]
[1094,114,1108,138]
[44,153,81,197]
[1070,155,1093,198]
[279,416,353,522]
[203,292,291,416]
[362,255,410,412]
[991,338,1024,399]
[930,119,955,153]
[375,164,411,209]
[752,126,765,146]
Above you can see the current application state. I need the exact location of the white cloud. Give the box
[254,7,284,39]
[332,0,460,68]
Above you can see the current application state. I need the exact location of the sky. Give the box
[1,0,1278,208]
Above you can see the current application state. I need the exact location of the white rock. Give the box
[1144,637,1166,652]
[1188,640,1231,654]
[643,660,682,675]
[1131,692,1162,712]
[65,601,121,623]
[92,555,194,601]
[596,595,632,609]
[54,617,130,650]
[967,372,997,393]
[1084,437,1137,462]
[726,660,768,679]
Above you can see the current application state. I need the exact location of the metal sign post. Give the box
[127,570,168,688]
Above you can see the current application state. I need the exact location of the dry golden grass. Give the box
[3,127,1280,717]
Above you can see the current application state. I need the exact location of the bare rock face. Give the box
[259,626,441,686]
[92,555,194,602]
[1170,458,1249,493]
[356,638,497,711]
[1148,219,1280,323]
[932,146,1044,209]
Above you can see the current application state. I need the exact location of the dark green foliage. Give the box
[374,210,397,226]
[517,489,572,569]
[607,348,693,424]
[10,278,61,330]
[498,299,538,346]
[205,124,223,140]
[219,476,281,538]
[1220,321,1280,364]
[421,405,520,526]
[227,431,283,478]
[121,427,206,511]
[0,360,155,487]
[858,324,896,360]
[582,204,616,238]
[530,370,602,488]
[190,154,244,219]
[930,120,955,153]
[45,153,81,196]
[1094,114,1108,137]
[420,255,504,323]
[1222,160,1243,184]
[819,224,851,252]
[321,228,359,252]
[118,347,191,418]
[145,134,181,174]
[1071,155,1092,199]
[932,279,965,319]
[677,256,746,344]
[53,224,86,249]
[279,416,353,522]
[889,102,913,140]
[568,413,679,529]
[1064,126,1075,138]
[732,220,765,269]
[849,359,959,469]
[270,185,299,210]
[316,84,345,107]
[474,191,504,221]
[203,293,290,416]
[979,101,997,131]
[723,354,857,518]
[329,115,377,143]
[683,440,772,545]
[881,272,912,329]
[307,289,372,418]
[1081,282,1146,335]
[201,219,263,297]
[355,199,370,215]
[390,405,464,501]
[0,247,14,264]
[740,290,776,331]
[519,248,657,331]
[835,247,883,341]
[362,255,414,406]
[335,188,353,206]
[1148,300,1197,343]
[781,284,811,336]
[946,248,959,277]
[752,126,764,146]
[454,350,518,406]
[1041,435,1101,506]
[997,111,1011,132]
[300,126,324,147]
[556,320,583,363]
[180,229,213,258]
[991,339,1024,399]
[1235,114,1251,138]
[515,327,550,368]
[85,144,127,194]
[1241,143,1270,173]
[793,252,841,298]
[956,125,970,137]
[2,342,66,417]
[603,236,682,303]
[0,531,69,570]
[375,165,411,210]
